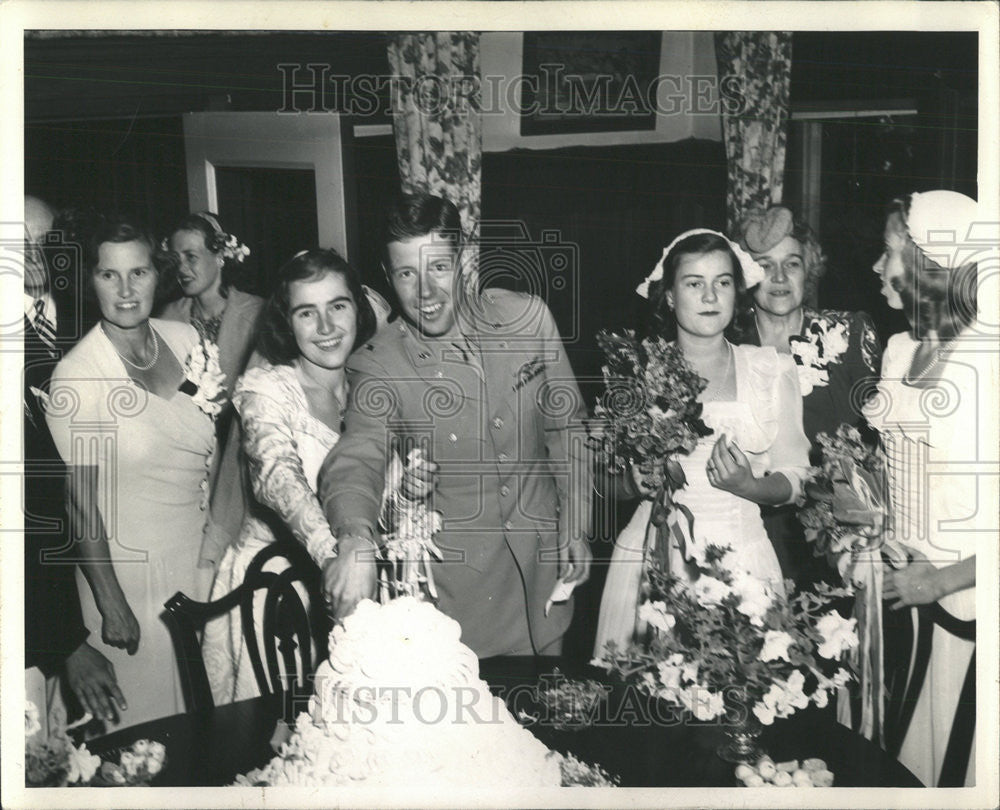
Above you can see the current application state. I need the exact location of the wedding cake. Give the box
[239,598,612,788]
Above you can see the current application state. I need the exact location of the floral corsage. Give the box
[789,317,850,396]
[180,338,228,418]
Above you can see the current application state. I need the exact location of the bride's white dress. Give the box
[594,343,810,656]
[203,362,340,705]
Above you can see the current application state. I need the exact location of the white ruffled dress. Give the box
[594,343,811,656]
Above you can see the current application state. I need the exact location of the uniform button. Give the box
[500,485,510,497]
[492,416,503,430]
[497,452,509,462]
[448,433,458,443]
[504,520,513,530]
[435,370,444,378]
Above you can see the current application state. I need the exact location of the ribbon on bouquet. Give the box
[636,459,696,635]
[828,459,906,745]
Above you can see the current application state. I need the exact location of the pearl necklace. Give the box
[903,349,945,385]
[103,322,160,371]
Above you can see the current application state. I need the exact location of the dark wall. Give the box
[25,116,189,237]
[482,139,727,404]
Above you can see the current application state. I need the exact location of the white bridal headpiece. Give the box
[636,228,767,299]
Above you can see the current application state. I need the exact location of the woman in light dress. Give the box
[594,230,811,656]
[47,218,216,730]
[158,213,264,588]
[868,191,986,786]
[202,249,431,705]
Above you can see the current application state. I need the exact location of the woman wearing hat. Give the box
[733,206,883,582]
[865,190,987,786]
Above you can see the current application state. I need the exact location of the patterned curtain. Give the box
[386,32,482,237]
[714,32,793,233]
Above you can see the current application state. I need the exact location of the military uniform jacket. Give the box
[319,290,593,657]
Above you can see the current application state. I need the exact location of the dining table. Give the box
[88,656,922,788]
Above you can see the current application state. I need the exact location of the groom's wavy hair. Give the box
[381,193,463,262]
[257,248,377,366]
[644,231,752,343]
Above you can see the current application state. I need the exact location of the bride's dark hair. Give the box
[257,248,377,366]
[644,231,752,342]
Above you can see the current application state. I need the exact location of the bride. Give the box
[593,229,811,656]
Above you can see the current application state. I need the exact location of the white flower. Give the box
[816,611,859,659]
[680,660,699,684]
[759,630,795,662]
[812,687,829,708]
[121,750,140,777]
[149,741,166,762]
[822,322,849,361]
[753,700,776,725]
[67,743,101,784]
[784,670,810,711]
[831,668,851,688]
[25,701,41,738]
[638,600,676,634]
[680,685,726,721]
[147,756,163,776]
[754,671,811,724]
[133,739,150,755]
[792,336,821,367]
[184,339,228,418]
[656,655,684,690]
[796,363,829,396]
[692,574,732,607]
[730,570,773,627]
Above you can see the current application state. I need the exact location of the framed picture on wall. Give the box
[520,31,661,135]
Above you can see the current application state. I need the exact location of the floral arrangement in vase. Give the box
[600,545,858,761]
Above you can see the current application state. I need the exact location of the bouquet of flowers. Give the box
[591,331,712,573]
[593,330,711,490]
[25,702,101,787]
[798,424,906,742]
[602,545,857,749]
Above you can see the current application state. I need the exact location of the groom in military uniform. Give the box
[319,193,592,657]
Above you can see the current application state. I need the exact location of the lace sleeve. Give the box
[234,367,337,565]
[768,354,812,503]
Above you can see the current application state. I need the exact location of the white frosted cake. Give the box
[239,598,612,788]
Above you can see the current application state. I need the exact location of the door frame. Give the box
[182,112,352,260]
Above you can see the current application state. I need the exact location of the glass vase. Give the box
[716,714,765,763]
